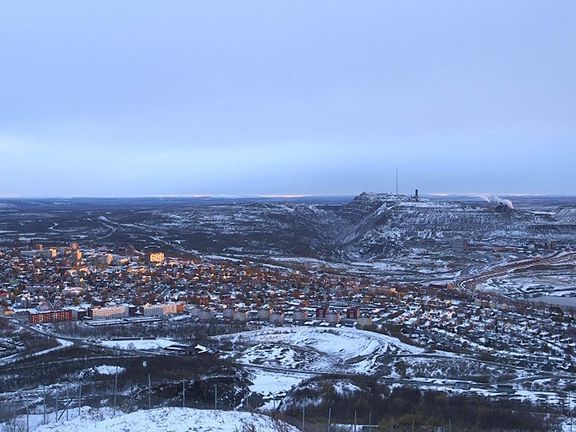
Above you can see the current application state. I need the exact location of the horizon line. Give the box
[1,192,576,200]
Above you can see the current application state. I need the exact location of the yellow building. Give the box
[147,252,165,264]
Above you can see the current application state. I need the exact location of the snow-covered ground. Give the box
[99,338,175,351]
[1,406,115,432]
[562,419,576,432]
[218,327,423,374]
[31,407,298,432]
[77,365,126,377]
[94,365,125,375]
[479,272,576,299]
[247,369,312,411]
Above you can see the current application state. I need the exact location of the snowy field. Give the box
[31,407,298,432]
[218,327,423,374]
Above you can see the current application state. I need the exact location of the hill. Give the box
[35,407,298,432]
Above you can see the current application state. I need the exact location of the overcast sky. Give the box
[1,1,575,197]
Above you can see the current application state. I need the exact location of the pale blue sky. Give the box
[1,1,575,197]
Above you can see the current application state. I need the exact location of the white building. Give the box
[143,304,164,317]
[91,305,129,319]
[270,311,285,325]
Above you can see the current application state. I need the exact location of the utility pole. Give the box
[354,410,357,432]
[66,387,69,421]
[182,380,186,408]
[12,399,16,431]
[43,389,47,425]
[113,368,118,416]
[395,166,399,195]
[327,407,331,432]
[148,374,152,410]
[368,412,372,432]
[214,384,218,410]
[26,397,29,432]
[570,391,573,432]
[78,382,82,416]
[302,406,305,432]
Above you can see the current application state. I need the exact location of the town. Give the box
[1,240,574,378]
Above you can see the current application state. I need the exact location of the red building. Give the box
[346,307,359,319]
[316,306,328,318]
[29,310,73,324]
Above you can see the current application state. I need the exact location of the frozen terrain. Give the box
[218,326,424,374]
[30,407,298,432]
[2,194,575,284]
[99,338,175,351]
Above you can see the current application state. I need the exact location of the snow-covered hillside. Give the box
[34,407,298,432]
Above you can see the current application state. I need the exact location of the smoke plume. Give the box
[477,194,514,209]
